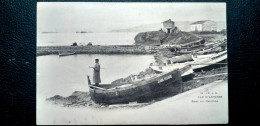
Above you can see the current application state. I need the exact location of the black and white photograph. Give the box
[36,2,228,124]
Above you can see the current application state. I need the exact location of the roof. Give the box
[162,19,174,23]
[190,20,216,25]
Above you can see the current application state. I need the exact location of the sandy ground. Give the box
[38,79,228,125]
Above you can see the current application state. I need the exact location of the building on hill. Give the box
[190,20,217,32]
[161,19,175,33]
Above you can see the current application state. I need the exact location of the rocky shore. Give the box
[134,29,202,46]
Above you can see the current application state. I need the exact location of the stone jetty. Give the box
[37,45,162,56]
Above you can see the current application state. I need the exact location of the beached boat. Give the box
[87,69,183,104]
[150,51,226,79]
[189,50,227,72]
[177,48,203,54]
[195,40,226,55]
[196,46,222,55]
[59,51,76,56]
[191,53,216,61]
[150,63,195,82]
[177,40,225,55]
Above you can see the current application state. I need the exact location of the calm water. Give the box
[37,32,139,46]
[37,54,155,100]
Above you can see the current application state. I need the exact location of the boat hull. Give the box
[193,59,227,72]
[191,50,227,72]
[181,69,195,82]
[89,70,183,104]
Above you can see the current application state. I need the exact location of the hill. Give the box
[109,21,226,32]
[109,23,161,32]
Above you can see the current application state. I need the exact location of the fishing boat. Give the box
[177,47,203,54]
[150,63,195,82]
[59,51,76,56]
[189,50,227,72]
[195,40,226,55]
[191,53,216,61]
[196,46,222,55]
[87,69,183,104]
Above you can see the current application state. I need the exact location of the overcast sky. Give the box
[37,2,226,33]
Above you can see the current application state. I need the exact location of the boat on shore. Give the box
[189,50,227,72]
[191,53,216,61]
[87,69,183,104]
[59,51,76,56]
[150,63,195,82]
[175,39,225,55]
[150,50,226,79]
[196,40,226,55]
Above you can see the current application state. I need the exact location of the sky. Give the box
[37,2,226,33]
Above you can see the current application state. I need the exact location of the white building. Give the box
[161,19,175,33]
[190,20,217,32]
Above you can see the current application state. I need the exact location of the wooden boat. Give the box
[191,53,216,61]
[177,48,203,54]
[196,46,222,55]
[87,69,183,104]
[195,41,225,55]
[59,51,76,56]
[150,50,226,79]
[170,54,193,63]
[150,63,195,82]
[189,50,227,72]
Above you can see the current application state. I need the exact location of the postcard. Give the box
[37,2,228,124]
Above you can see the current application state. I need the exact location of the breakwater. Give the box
[37,45,161,56]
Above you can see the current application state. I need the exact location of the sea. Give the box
[37,32,139,46]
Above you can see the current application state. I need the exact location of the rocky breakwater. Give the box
[37,45,156,56]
